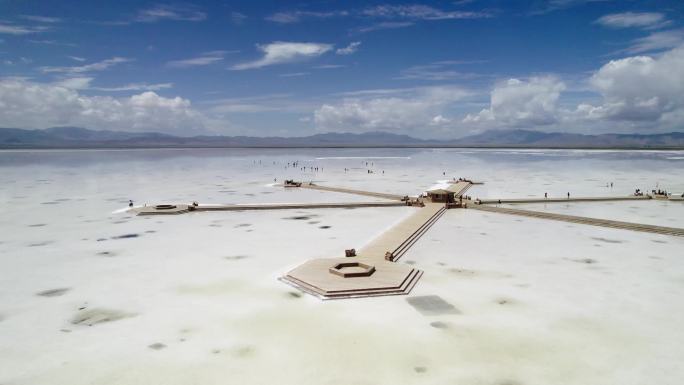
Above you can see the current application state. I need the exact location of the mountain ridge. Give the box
[1,127,683,149]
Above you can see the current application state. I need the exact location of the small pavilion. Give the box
[426,189,456,203]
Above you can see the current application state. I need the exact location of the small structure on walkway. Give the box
[426,189,455,203]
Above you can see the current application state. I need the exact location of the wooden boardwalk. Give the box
[360,203,445,260]
[477,195,651,205]
[298,183,409,201]
[470,205,684,237]
[133,177,682,301]
[135,201,406,215]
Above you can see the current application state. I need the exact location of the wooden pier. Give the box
[476,195,651,205]
[134,201,406,216]
[298,182,410,201]
[470,205,684,237]
[132,177,684,300]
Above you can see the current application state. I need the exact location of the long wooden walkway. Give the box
[470,205,684,237]
[477,195,651,205]
[360,203,446,260]
[135,201,406,215]
[298,183,408,201]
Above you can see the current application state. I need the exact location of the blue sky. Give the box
[1,0,683,138]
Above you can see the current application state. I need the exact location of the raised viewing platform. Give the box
[130,177,683,300]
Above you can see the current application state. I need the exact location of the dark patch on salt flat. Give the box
[28,223,47,227]
[111,233,140,239]
[111,220,128,224]
[651,239,668,244]
[319,225,331,229]
[234,223,251,228]
[429,321,449,329]
[148,343,166,350]
[591,237,624,244]
[96,238,107,242]
[145,230,156,234]
[284,215,313,220]
[448,268,476,276]
[480,232,488,236]
[414,366,427,373]
[574,258,596,264]
[209,224,222,227]
[41,201,60,205]
[28,241,53,247]
[71,308,135,326]
[37,288,70,297]
[404,260,416,265]
[97,251,115,257]
[406,295,460,316]
[224,255,249,261]
[496,298,515,305]
[287,291,302,298]
[307,221,320,224]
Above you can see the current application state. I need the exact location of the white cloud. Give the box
[576,46,684,127]
[41,57,132,74]
[0,78,205,135]
[314,86,468,132]
[336,42,361,55]
[397,60,487,80]
[230,12,247,25]
[463,77,566,127]
[53,77,93,90]
[623,29,684,54]
[20,15,62,23]
[135,4,206,22]
[231,42,332,70]
[0,22,49,35]
[50,78,171,92]
[279,72,308,77]
[361,4,491,20]
[595,12,668,29]
[68,56,86,62]
[355,21,414,34]
[266,10,348,24]
[92,83,173,92]
[166,51,228,68]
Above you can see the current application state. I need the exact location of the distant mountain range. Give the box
[1,126,683,149]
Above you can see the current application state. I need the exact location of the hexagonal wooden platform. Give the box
[280,257,422,300]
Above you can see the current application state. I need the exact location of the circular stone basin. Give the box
[329,261,376,278]
[155,204,177,210]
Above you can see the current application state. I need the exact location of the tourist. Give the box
[567,192,570,199]
[128,200,133,207]
[544,192,548,199]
